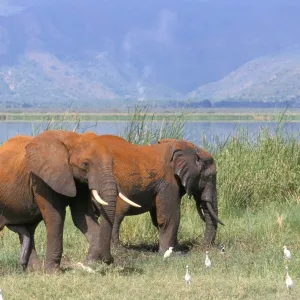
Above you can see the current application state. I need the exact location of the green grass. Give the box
[0,202,299,299]
[2,107,300,122]
[0,108,300,299]
[215,126,300,215]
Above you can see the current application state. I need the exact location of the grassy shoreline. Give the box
[1,111,300,122]
[1,108,300,299]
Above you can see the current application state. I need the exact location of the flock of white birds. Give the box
[163,246,214,286]
[163,244,295,290]
[0,244,295,298]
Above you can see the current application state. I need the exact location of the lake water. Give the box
[1,121,300,146]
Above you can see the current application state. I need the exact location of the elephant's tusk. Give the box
[119,192,141,208]
[206,202,225,226]
[196,204,205,222]
[92,190,108,206]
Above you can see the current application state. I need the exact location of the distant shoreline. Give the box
[0,110,300,122]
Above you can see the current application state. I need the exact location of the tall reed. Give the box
[121,104,185,144]
[31,109,97,136]
[214,123,300,216]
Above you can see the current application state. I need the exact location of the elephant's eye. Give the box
[196,156,201,165]
[82,161,89,169]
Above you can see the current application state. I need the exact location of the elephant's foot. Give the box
[159,246,171,254]
[24,251,42,272]
[101,255,114,265]
[44,267,62,275]
[43,261,62,274]
[201,238,216,249]
[26,260,42,272]
[86,250,101,264]
[85,256,101,267]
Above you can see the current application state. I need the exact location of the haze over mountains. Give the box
[0,0,300,109]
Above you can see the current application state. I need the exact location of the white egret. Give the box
[285,266,293,290]
[205,251,212,268]
[163,247,174,259]
[283,246,291,261]
[185,265,191,285]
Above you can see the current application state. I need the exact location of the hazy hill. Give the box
[188,53,300,103]
[0,51,181,109]
[1,0,300,108]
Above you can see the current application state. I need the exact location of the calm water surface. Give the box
[1,121,300,146]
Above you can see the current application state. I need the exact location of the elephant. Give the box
[0,130,139,272]
[91,136,224,253]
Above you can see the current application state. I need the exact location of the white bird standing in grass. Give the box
[285,266,294,290]
[220,245,225,254]
[283,246,291,261]
[185,265,191,285]
[205,251,212,268]
[163,247,174,259]
[0,289,3,300]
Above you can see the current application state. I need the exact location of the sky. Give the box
[1,0,300,93]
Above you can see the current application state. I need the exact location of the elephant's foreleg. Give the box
[69,200,101,264]
[112,214,125,246]
[34,187,66,273]
[156,193,181,253]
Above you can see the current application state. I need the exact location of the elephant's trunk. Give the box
[196,200,217,247]
[196,181,224,247]
[89,163,118,264]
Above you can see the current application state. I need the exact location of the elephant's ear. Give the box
[170,141,204,194]
[25,136,76,198]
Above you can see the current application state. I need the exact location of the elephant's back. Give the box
[0,135,32,154]
[0,135,39,225]
[0,135,32,173]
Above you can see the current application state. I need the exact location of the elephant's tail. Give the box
[0,225,5,238]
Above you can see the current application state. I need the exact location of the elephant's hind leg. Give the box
[25,222,41,271]
[7,225,31,268]
[7,221,41,271]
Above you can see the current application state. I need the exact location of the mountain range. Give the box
[1,0,300,109]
